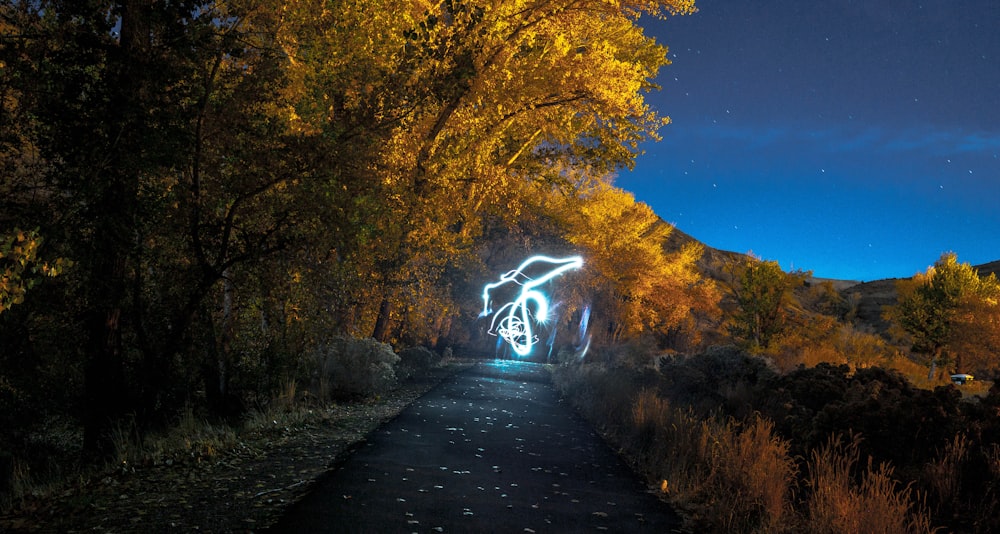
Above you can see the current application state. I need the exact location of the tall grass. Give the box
[806,433,934,534]
[630,390,704,497]
[923,433,968,514]
[630,389,797,532]
[2,339,455,518]
[109,408,239,469]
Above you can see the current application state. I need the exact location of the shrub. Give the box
[397,345,441,374]
[554,343,993,532]
[655,345,775,418]
[552,362,656,436]
[758,365,966,472]
[313,337,400,398]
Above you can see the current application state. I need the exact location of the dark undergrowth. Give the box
[0,339,452,516]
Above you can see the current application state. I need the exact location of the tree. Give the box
[5,0,172,453]
[0,0,705,462]
[723,255,807,351]
[942,293,1000,376]
[1,0,306,450]
[559,182,713,345]
[273,0,698,343]
[834,326,898,370]
[886,252,1000,379]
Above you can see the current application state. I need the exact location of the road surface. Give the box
[270,361,682,532]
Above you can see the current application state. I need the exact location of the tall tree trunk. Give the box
[82,0,148,455]
[928,347,941,380]
[372,296,393,343]
[82,242,129,455]
[204,270,239,418]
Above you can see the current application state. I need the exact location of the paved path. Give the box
[270,361,682,533]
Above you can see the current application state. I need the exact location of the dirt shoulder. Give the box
[0,364,470,533]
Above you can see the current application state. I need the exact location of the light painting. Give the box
[480,255,583,357]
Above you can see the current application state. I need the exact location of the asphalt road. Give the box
[269,361,682,533]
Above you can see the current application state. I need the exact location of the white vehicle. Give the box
[950,373,974,385]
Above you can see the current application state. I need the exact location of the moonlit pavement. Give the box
[270,361,681,532]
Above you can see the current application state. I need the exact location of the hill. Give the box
[844,278,900,332]
[977,259,1000,278]
[662,224,746,281]
[662,220,999,336]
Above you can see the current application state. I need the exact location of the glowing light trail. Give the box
[576,305,592,360]
[480,255,583,357]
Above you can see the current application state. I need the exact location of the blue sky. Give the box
[622,0,1000,281]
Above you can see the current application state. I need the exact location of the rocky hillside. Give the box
[977,260,1000,278]
[843,278,900,333]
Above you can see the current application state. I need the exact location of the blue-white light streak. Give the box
[576,305,592,360]
[480,255,583,357]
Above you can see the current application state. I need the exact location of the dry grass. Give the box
[806,433,934,534]
[1,362,471,531]
[2,459,32,511]
[955,378,992,398]
[722,416,797,530]
[630,390,704,496]
[109,408,240,470]
[631,389,797,533]
[1,409,243,513]
[882,356,948,390]
[987,443,1000,480]
[923,433,969,514]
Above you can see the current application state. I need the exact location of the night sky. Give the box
[623,0,1000,281]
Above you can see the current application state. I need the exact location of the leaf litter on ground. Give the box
[0,364,469,532]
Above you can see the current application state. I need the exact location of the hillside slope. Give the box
[661,219,998,337]
[845,278,900,333]
[976,260,1000,278]
[662,224,746,282]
